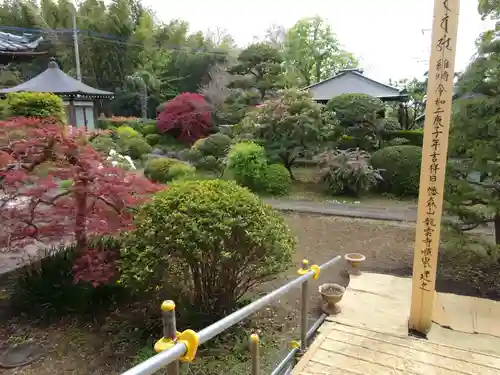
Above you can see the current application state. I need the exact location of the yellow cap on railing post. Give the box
[310,264,321,280]
[154,300,200,362]
[298,259,310,275]
[250,334,260,375]
[154,300,179,353]
[178,330,200,362]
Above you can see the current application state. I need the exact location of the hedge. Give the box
[381,129,424,147]
[371,145,422,197]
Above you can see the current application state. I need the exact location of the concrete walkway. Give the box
[265,198,418,222]
[265,198,495,238]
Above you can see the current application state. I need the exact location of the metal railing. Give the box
[120,255,342,375]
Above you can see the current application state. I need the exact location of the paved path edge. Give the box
[265,200,416,223]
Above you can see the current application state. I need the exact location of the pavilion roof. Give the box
[0,58,114,99]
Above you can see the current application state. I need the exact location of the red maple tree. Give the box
[0,117,162,285]
[157,92,212,144]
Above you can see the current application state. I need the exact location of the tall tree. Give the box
[229,42,284,100]
[264,24,286,51]
[445,21,500,245]
[389,76,427,129]
[478,0,500,19]
[284,16,358,86]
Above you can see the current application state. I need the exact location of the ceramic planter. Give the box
[319,283,345,314]
[344,253,366,276]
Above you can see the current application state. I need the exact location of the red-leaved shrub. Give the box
[157,92,212,144]
[0,117,163,285]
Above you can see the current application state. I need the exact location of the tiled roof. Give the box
[0,58,113,99]
[0,31,43,52]
[306,69,407,101]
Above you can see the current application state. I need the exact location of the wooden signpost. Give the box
[409,0,460,334]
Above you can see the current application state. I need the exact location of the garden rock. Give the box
[0,341,44,368]
[151,148,165,155]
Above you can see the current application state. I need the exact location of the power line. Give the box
[0,25,229,57]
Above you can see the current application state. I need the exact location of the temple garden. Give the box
[0,76,499,374]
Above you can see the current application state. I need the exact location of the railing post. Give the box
[298,259,309,352]
[250,334,260,375]
[154,300,180,375]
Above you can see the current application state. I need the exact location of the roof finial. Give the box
[339,68,364,75]
[48,57,59,69]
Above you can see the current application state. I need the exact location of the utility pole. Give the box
[72,2,82,81]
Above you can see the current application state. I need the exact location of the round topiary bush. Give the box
[167,163,196,181]
[6,92,66,122]
[263,164,292,196]
[119,179,295,319]
[145,133,162,146]
[226,142,268,192]
[91,135,120,155]
[140,122,158,136]
[120,137,152,160]
[144,157,190,183]
[116,125,140,139]
[187,132,231,174]
[371,145,422,197]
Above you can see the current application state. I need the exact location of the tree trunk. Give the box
[494,213,500,245]
[283,154,296,180]
[285,162,295,180]
[74,180,88,251]
[259,88,266,101]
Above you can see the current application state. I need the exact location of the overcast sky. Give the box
[142,0,495,84]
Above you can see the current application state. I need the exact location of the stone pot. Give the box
[344,253,366,276]
[319,283,345,315]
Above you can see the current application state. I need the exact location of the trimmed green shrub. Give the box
[119,179,296,320]
[96,117,156,131]
[114,125,152,159]
[144,157,187,183]
[381,117,401,130]
[91,135,120,155]
[371,145,422,197]
[119,137,152,159]
[381,129,424,147]
[386,137,410,147]
[262,164,292,196]
[167,162,196,181]
[141,122,158,136]
[326,93,385,128]
[0,99,8,120]
[337,135,359,150]
[187,133,231,174]
[10,241,127,319]
[6,92,66,122]
[226,142,268,192]
[157,134,188,152]
[116,125,140,139]
[145,133,162,146]
[194,133,231,157]
[317,149,383,196]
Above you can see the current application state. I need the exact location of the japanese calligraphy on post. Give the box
[409,0,460,334]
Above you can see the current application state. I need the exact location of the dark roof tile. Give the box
[0,31,43,52]
[0,58,113,98]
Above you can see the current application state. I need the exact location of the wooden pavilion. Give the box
[0,58,114,130]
